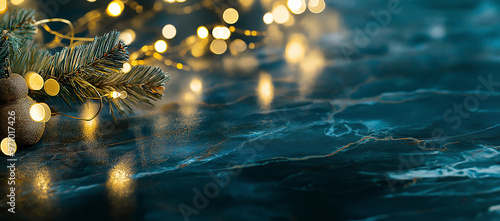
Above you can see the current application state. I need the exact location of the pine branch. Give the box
[40,31,129,106]
[31,31,169,118]
[0,9,36,54]
[97,65,170,117]
[10,44,52,77]
[52,30,129,79]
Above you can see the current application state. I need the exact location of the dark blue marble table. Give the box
[2,0,500,220]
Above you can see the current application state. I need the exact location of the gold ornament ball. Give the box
[0,74,45,147]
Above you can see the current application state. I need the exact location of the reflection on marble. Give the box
[3,0,500,220]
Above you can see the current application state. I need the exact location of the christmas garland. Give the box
[0,9,169,154]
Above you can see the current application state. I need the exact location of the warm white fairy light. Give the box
[44,79,60,96]
[308,0,326,13]
[162,24,177,39]
[212,26,231,40]
[223,8,239,24]
[30,103,51,123]
[25,72,44,91]
[197,26,209,39]
[107,1,124,17]
[272,5,290,24]
[154,40,168,53]
[1,138,16,156]
[119,29,136,45]
[210,39,227,55]
[263,12,274,24]
[123,62,131,73]
[287,0,306,14]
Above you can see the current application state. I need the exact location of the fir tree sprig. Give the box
[0,8,170,119]
[0,8,36,53]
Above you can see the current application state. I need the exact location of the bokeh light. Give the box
[308,0,326,13]
[263,12,274,24]
[162,24,177,39]
[11,0,24,5]
[287,0,306,14]
[154,40,168,53]
[272,5,290,24]
[212,26,231,40]
[118,29,136,45]
[223,8,239,24]
[0,0,7,13]
[210,39,227,55]
[285,34,306,64]
[197,26,209,39]
[106,1,124,17]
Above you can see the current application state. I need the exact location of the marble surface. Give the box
[2,0,500,220]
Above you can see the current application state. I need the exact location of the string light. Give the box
[123,62,131,73]
[210,39,227,55]
[118,29,136,45]
[0,0,7,13]
[287,0,306,14]
[223,8,239,24]
[107,1,124,17]
[229,39,247,55]
[263,12,274,24]
[212,26,231,40]
[11,0,24,5]
[162,24,177,39]
[272,5,290,24]
[30,103,51,123]
[308,0,326,13]
[119,91,128,99]
[1,138,16,156]
[25,72,44,90]
[154,40,168,53]
[190,78,202,93]
[197,26,209,39]
[44,79,60,96]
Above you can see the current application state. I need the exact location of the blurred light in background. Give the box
[190,78,202,94]
[223,8,239,24]
[287,0,306,14]
[197,26,209,39]
[154,40,168,53]
[11,0,23,5]
[229,39,247,55]
[162,24,177,39]
[118,29,136,45]
[272,5,290,24]
[0,0,7,13]
[212,26,231,40]
[123,62,131,73]
[106,1,124,17]
[308,0,326,13]
[285,34,306,64]
[263,12,274,24]
[257,73,274,110]
[210,39,227,54]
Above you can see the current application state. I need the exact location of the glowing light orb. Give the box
[25,72,44,91]
[154,40,168,53]
[30,103,51,123]
[223,8,239,24]
[106,1,124,17]
[162,24,177,39]
[197,26,209,39]
[263,12,274,24]
[44,79,60,96]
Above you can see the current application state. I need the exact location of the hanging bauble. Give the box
[0,73,45,148]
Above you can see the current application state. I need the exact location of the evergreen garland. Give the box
[0,8,170,119]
